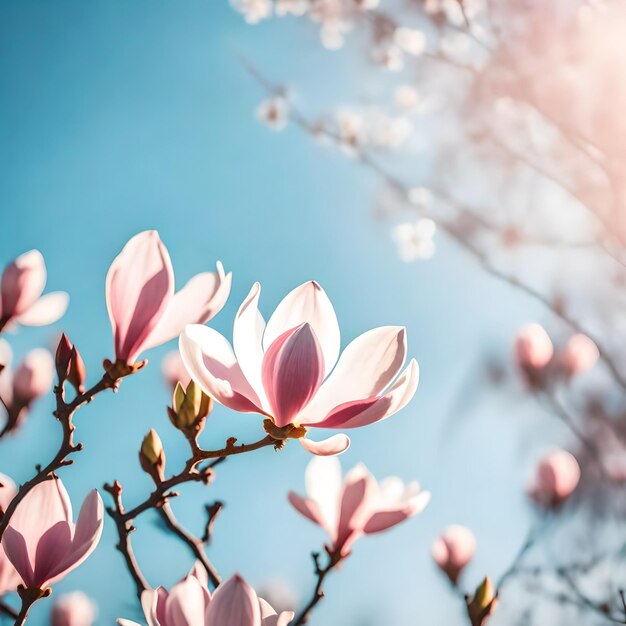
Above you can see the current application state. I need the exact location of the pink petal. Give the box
[0,546,21,595]
[362,510,410,534]
[106,231,174,363]
[32,521,73,587]
[2,527,34,587]
[179,325,265,413]
[51,491,104,584]
[263,282,340,377]
[140,588,166,626]
[142,264,232,352]
[335,470,374,555]
[286,492,326,528]
[206,574,261,626]
[303,457,343,534]
[299,435,350,457]
[16,292,69,326]
[1,250,46,320]
[233,283,267,406]
[9,478,73,560]
[262,324,325,427]
[259,598,294,626]
[301,326,407,424]
[165,575,209,626]
[314,359,419,429]
[13,349,54,402]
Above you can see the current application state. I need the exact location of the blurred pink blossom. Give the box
[51,591,97,626]
[559,334,599,378]
[180,281,419,456]
[527,449,581,508]
[118,566,294,626]
[0,250,68,330]
[432,525,476,584]
[1,478,104,590]
[514,324,554,385]
[106,231,231,365]
[161,350,192,390]
[256,98,289,131]
[0,473,21,595]
[288,457,429,557]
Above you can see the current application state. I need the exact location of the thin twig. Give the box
[292,552,340,626]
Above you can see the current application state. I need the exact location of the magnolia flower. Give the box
[288,457,429,557]
[432,525,476,584]
[559,334,599,378]
[0,342,54,435]
[51,591,97,626]
[180,281,419,456]
[527,449,581,508]
[514,324,554,382]
[0,250,68,329]
[162,350,192,390]
[1,478,104,590]
[392,219,436,262]
[256,98,289,132]
[106,231,231,365]
[0,473,21,595]
[118,568,294,626]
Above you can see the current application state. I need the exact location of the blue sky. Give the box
[0,2,558,624]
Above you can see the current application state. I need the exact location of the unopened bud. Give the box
[55,334,73,382]
[514,324,553,387]
[432,525,476,585]
[68,346,87,394]
[139,429,165,483]
[467,577,497,626]
[169,380,212,437]
[559,334,599,378]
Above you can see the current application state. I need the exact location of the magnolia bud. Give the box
[527,449,580,508]
[559,334,599,378]
[432,525,476,584]
[139,429,166,483]
[55,334,73,382]
[68,346,87,394]
[514,324,553,387]
[467,577,497,626]
[168,380,212,437]
[51,591,97,626]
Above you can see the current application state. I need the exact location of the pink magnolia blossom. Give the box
[559,334,599,378]
[118,567,294,626]
[180,281,419,456]
[0,343,54,434]
[106,231,232,365]
[51,591,97,626]
[432,525,476,584]
[1,478,104,590]
[514,324,554,371]
[0,250,68,329]
[162,350,192,390]
[0,473,21,595]
[288,457,429,557]
[527,449,581,508]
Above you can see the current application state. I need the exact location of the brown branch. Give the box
[293,552,340,626]
[158,503,221,588]
[0,371,121,541]
[103,481,150,599]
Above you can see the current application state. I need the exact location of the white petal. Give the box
[16,292,69,326]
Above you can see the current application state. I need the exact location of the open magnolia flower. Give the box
[180,281,419,456]
[118,566,293,626]
[1,478,104,590]
[0,473,21,595]
[106,231,232,367]
[288,457,430,557]
[0,250,68,329]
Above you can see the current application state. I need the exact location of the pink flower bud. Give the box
[55,334,73,381]
[13,349,54,403]
[559,334,599,378]
[51,592,97,626]
[528,449,581,508]
[514,324,553,386]
[432,525,476,584]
